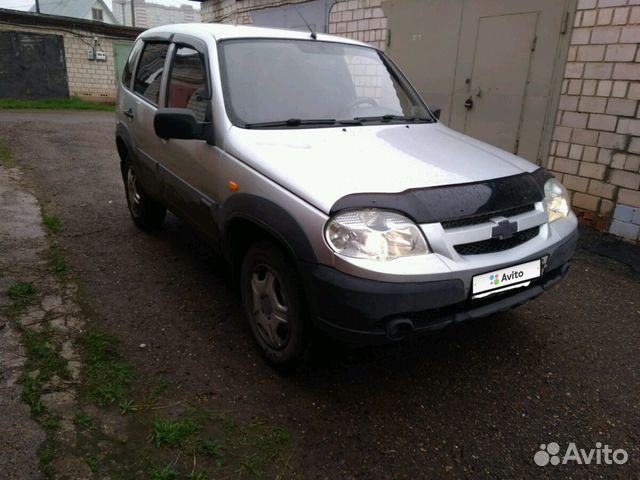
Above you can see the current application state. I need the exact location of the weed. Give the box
[75,413,95,430]
[23,329,70,380]
[47,245,67,275]
[20,373,44,415]
[119,399,135,414]
[7,282,36,305]
[152,417,199,448]
[200,439,224,461]
[0,140,13,167]
[76,331,132,406]
[42,415,61,432]
[239,453,264,478]
[42,214,62,233]
[148,464,179,480]
[85,454,98,473]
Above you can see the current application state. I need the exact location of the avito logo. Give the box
[534,442,629,467]
[489,269,525,287]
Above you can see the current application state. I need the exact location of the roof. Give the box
[140,22,369,48]
[0,8,142,38]
[30,0,118,24]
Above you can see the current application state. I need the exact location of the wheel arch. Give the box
[220,194,318,275]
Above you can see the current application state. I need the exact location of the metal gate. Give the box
[0,31,69,100]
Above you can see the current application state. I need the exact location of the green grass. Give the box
[152,418,199,448]
[148,465,179,480]
[47,245,68,275]
[76,331,133,407]
[20,329,70,415]
[0,97,114,111]
[201,439,224,461]
[75,413,95,430]
[42,213,62,233]
[7,282,36,305]
[0,140,12,167]
[84,454,98,474]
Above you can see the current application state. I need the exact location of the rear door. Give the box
[158,37,221,238]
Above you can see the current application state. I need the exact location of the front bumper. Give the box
[300,228,578,344]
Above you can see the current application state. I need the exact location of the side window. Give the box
[134,42,170,106]
[166,46,209,122]
[122,40,143,89]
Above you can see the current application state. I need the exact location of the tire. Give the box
[240,240,310,368]
[123,160,166,231]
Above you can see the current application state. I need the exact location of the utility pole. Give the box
[35,0,40,13]
[130,0,135,27]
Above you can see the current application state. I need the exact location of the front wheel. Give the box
[123,161,166,231]
[240,240,310,367]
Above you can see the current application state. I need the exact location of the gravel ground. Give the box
[1,110,639,479]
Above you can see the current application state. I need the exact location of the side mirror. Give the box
[429,105,441,120]
[154,108,202,140]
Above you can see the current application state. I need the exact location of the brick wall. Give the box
[201,0,387,49]
[549,0,640,241]
[0,21,137,103]
[202,0,640,242]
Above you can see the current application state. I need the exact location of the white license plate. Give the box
[472,259,541,298]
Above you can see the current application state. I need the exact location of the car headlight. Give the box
[325,209,430,261]
[544,178,571,222]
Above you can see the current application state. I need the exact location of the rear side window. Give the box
[134,42,170,106]
[122,40,142,89]
[167,46,209,122]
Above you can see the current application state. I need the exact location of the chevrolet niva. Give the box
[115,23,578,366]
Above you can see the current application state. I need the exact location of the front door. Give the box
[160,41,221,238]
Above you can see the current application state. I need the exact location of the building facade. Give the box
[30,0,119,24]
[112,0,200,28]
[200,0,640,242]
[0,9,141,102]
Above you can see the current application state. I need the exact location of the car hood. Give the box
[223,123,538,215]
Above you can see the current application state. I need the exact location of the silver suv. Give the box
[116,23,578,366]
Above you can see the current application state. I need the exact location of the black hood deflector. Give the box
[330,168,552,224]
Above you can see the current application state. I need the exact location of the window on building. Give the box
[92,8,104,21]
[134,42,169,106]
[167,46,209,122]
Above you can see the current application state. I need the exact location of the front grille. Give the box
[441,204,536,229]
[454,226,540,256]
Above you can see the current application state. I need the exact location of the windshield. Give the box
[218,39,433,128]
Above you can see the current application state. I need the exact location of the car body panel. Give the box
[222,122,537,215]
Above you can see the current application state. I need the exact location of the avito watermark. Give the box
[534,442,628,467]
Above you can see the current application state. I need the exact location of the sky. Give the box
[0,0,200,12]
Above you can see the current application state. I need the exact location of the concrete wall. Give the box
[548,0,640,241]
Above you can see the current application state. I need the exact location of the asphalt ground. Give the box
[1,110,639,479]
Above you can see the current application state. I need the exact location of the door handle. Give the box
[124,108,134,119]
[464,97,474,109]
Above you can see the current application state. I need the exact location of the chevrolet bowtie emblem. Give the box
[491,220,518,240]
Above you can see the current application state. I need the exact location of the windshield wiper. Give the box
[244,118,341,128]
[353,114,434,123]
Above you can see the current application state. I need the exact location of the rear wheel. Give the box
[240,240,310,367]
[123,161,166,231]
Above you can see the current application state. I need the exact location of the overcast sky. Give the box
[0,0,200,12]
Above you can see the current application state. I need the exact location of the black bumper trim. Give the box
[299,229,578,344]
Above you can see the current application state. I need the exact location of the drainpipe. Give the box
[130,0,135,27]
